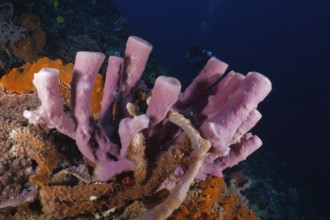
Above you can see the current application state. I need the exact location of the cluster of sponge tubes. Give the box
[23,36,271,219]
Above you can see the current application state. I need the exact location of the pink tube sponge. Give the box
[200,72,271,156]
[147,76,181,126]
[23,35,272,185]
[23,68,76,138]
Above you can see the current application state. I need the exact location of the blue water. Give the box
[111,0,330,218]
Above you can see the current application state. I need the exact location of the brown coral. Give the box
[37,137,186,219]
[0,91,40,208]
[9,127,60,186]
[40,182,124,219]
[12,13,46,62]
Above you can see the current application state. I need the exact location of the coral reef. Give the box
[23,0,130,63]
[0,3,26,52]
[0,2,46,72]
[12,12,46,62]
[0,35,271,219]
[10,127,60,186]
[0,89,40,208]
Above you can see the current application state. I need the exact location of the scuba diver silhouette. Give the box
[185,46,213,71]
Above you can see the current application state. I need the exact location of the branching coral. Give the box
[2,35,272,219]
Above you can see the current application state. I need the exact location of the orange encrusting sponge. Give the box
[0,57,103,113]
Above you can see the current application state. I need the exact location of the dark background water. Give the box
[111,0,330,217]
